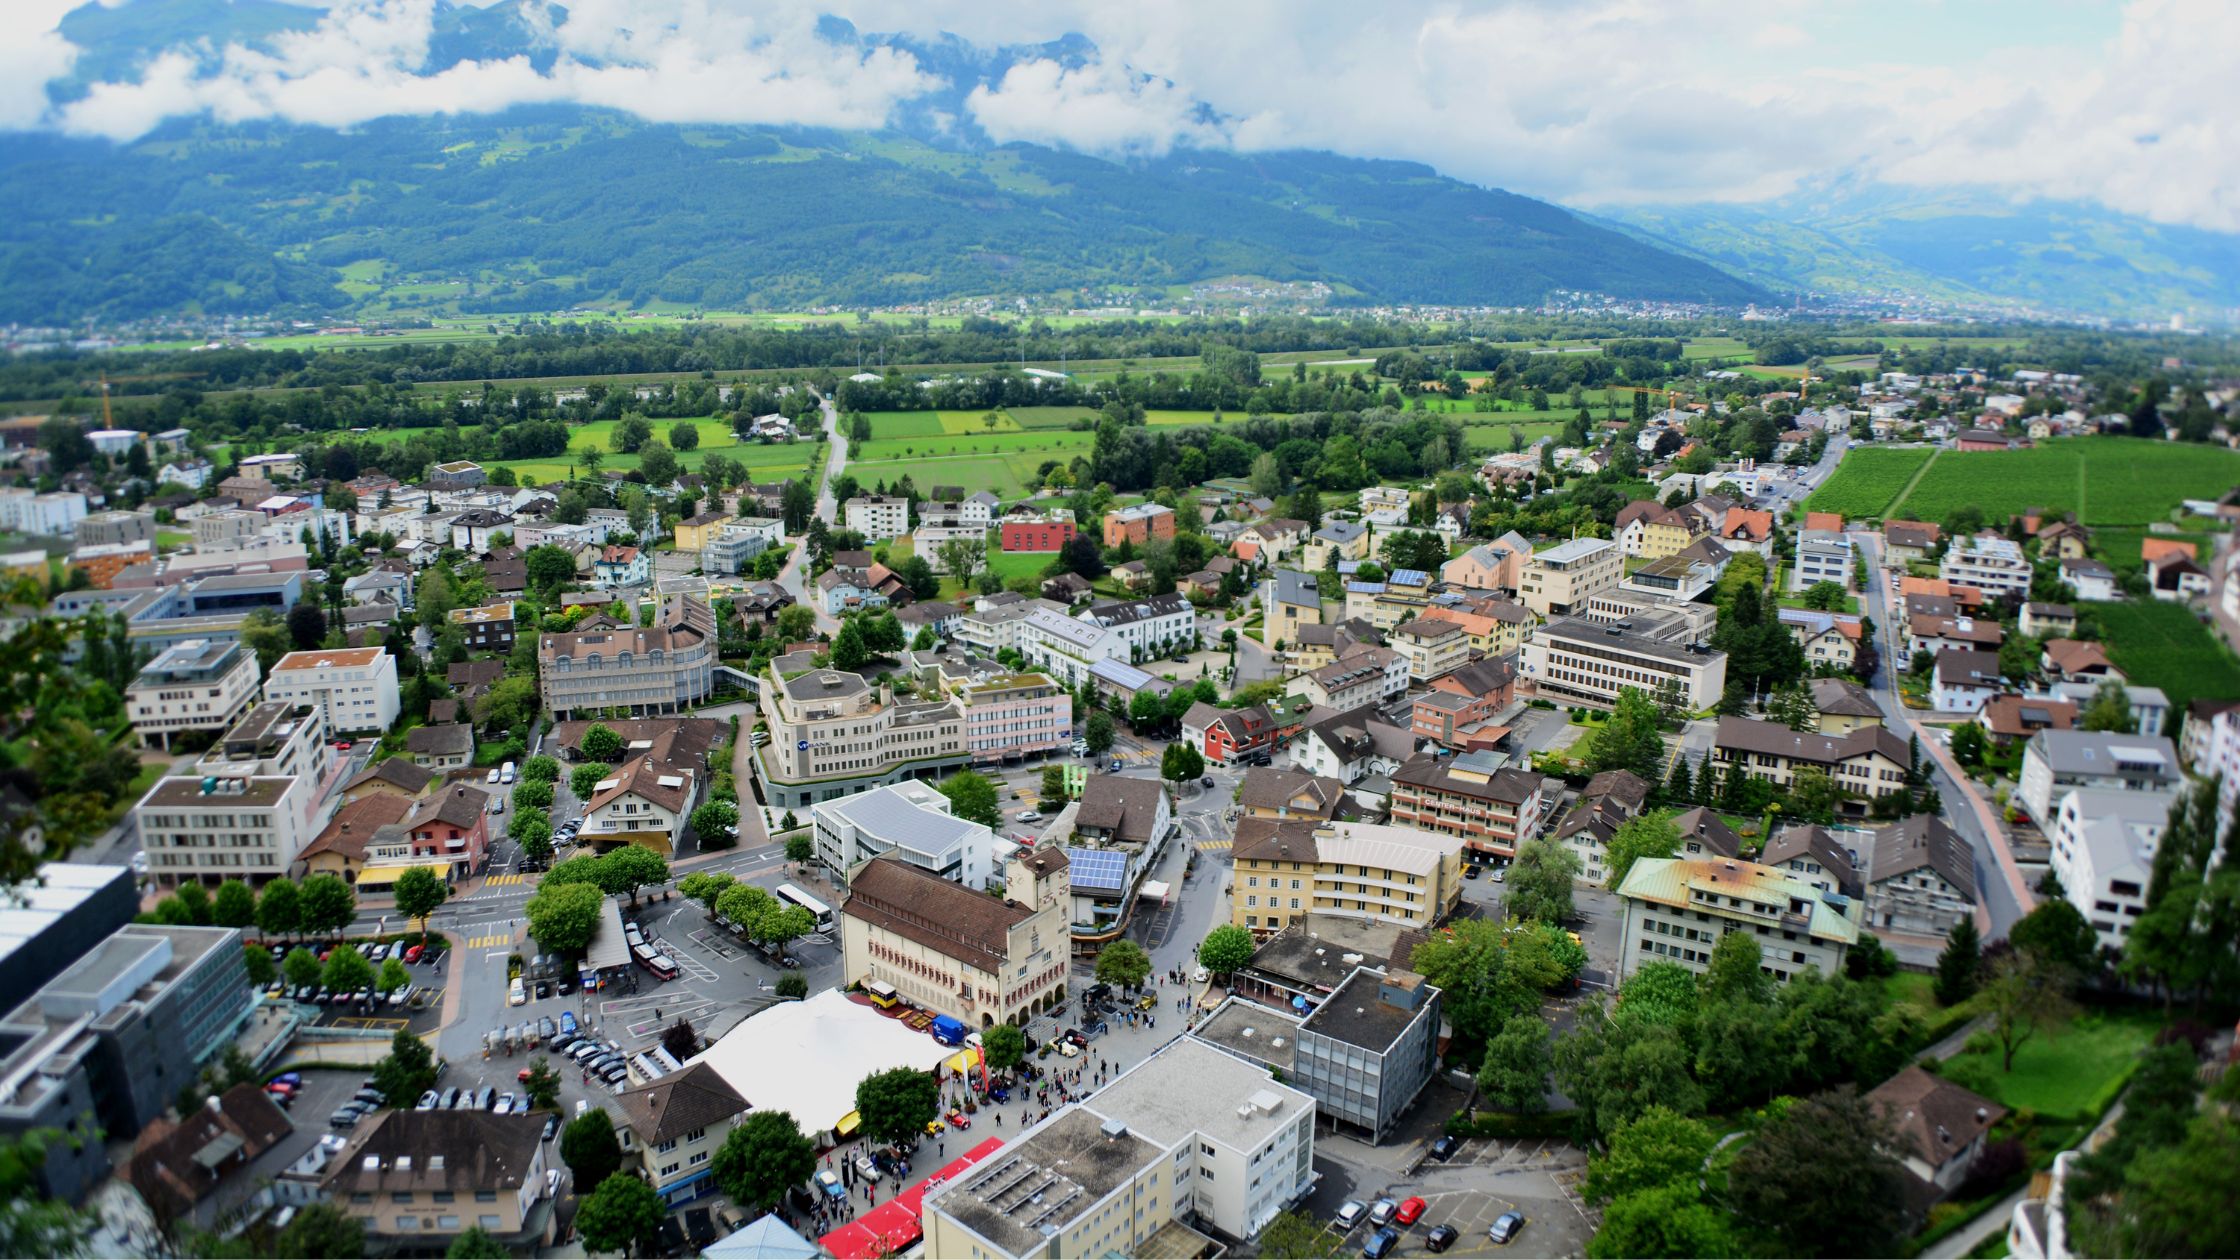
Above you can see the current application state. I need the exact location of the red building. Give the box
[1411,658,1518,749]
[1000,513,1078,552]
[403,785,494,876]
[1182,700,1278,765]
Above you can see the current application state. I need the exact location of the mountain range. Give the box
[3,0,2234,325]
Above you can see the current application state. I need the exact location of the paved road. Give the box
[1851,529,2033,938]
[773,390,847,634]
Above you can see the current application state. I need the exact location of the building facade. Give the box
[125,638,262,750]
[536,595,716,720]
[840,848,1070,1028]
[813,781,994,889]
[1521,613,1727,710]
[263,647,401,735]
[1388,750,1545,859]
[1518,537,1621,617]
[1231,819,1466,934]
[754,654,968,809]
[1615,855,1862,983]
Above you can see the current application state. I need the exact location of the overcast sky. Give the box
[6,0,2233,232]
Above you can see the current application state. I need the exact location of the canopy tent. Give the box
[818,1138,1007,1260]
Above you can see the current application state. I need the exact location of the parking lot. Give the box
[1302,1131,1595,1259]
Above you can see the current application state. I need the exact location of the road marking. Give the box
[465,933,516,949]
[1194,839,1231,853]
[482,873,527,887]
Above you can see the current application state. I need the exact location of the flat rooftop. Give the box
[1299,967,1432,1054]
[0,865,134,968]
[1191,998,1300,1073]
[1535,537,1613,566]
[1087,1035,1313,1152]
[928,1107,1162,1256]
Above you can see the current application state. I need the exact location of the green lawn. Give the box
[986,550,1054,581]
[847,453,1042,501]
[2087,599,2240,714]
[851,429,1094,463]
[570,416,740,454]
[2091,526,2216,578]
[1885,437,2240,527]
[1939,1010,2162,1117]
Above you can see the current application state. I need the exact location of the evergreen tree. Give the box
[1663,755,1692,807]
[1934,918,1981,1006]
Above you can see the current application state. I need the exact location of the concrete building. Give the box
[614,1062,749,1207]
[1388,617,1470,683]
[1863,814,1978,938]
[1714,716,1912,811]
[999,509,1076,553]
[1101,502,1175,548]
[0,925,255,1203]
[1016,608,1123,688]
[953,671,1071,764]
[2014,730,2180,826]
[1615,855,1863,982]
[0,487,88,536]
[1517,537,1621,617]
[1388,750,1544,859]
[1941,534,2033,601]
[0,864,140,1023]
[447,601,517,653]
[1260,570,1325,652]
[320,1111,556,1252]
[263,646,400,735]
[698,517,784,575]
[1195,965,1442,1145]
[813,781,994,890]
[125,638,262,750]
[840,847,1070,1029]
[536,595,716,720]
[74,509,155,549]
[2047,788,2172,951]
[1078,592,1195,661]
[920,1036,1314,1257]
[134,702,335,885]
[1791,527,1854,593]
[844,495,911,541]
[1521,612,1727,710]
[754,653,967,809]
[1231,818,1466,934]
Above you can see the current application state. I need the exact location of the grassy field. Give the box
[570,416,741,454]
[2092,527,2216,578]
[1460,421,1565,454]
[1802,447,1939,519]
[2087,599,2240,714]
[1882,438,2240,527]
[986,550,1054,581]
[848,453,1041,500]
[1939,1010,2160,1117]
[851,429,1094,463]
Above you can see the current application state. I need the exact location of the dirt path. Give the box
[1883,446,1942,518]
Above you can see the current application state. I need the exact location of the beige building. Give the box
[320,1111,555,1252]
[1615,854,1862,983]
[754,651,967,810]
[134,702,336,885]
[1520,612,1727,710]
[614,1061,749,1207]
[1517,537,1621,617]
[1230,818,1466,935]
[1388,617,1471,682]
[841,846,1070,1028]
[844,494,911,540]
[536,594,716,719]
[264,646,401,735]
[125,638,262,750]
[1714,716,1911,809]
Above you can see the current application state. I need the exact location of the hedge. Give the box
[1444,1109,1578,1141]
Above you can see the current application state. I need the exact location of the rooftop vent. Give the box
[1098,1119,1128,1139]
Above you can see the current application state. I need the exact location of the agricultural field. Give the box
[2086,599,2240,715]
[570,416,740,453]
[846,453,1043,500]
[1874,438,2240,527]
[1801,447,1938,519]
[850,429,1093,463]
[1460,421,1564,453]
[2091,526,2216,578]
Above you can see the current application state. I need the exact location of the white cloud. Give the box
[9,0,2239,233]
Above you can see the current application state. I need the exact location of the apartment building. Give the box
[1411,657,1518,750]
[320,1112,556,1253]
[1616,855,1863,982]
[1521,612,1727,710]
[1298,649,1400,712]
[264,646,401,735]
[921,1037,1315,1257]
[447,601,518,653]
[697,516,785,576]
[1101,502,1174,547]
[2014,730,2180,825]
[1791,528,1854,593]
[1863,814,1978,938]
[999,508,1076,552]
[1412,600,1531,656]
[843,495,910,540]
[125,638,261,750]
[1518,537,1621,617]
[813,781,993,889]
[1079,592,1196,660]
[953,670,1071,763]
[841,846,1070,1028]
[1389,617,1470,682]
[1713,716,1911,810]
[75,509,155,549]
[1231,818,1466,934]
[1441,532,1533,592]
[1940,533,2033,601]
[1300,520,1371,571]
[1260,570,1325,651]
[2047,787,2172,951]
[1017,607,1124,687]
[578,749,698,858]
[754,652,967,809]
[1388,750,1544,859]
[614,1063,749,1206]
[0,487,88,536]
[134,772,323,887]
[536,595,716,720]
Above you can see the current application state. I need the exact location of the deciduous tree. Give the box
[1198,924,1254,977]
[393,866,449,936]
[560,1109,624,1188]
[854,1067,941,1148]
[1604,811,1681,891]
[937,770,1003,830]
[1478,1013,1553,1115]
[1095,939,1152,989]
[1505,836,1580,924]
[1728,1088,1908,1258]
[577,1171,665,1257]
[712,1110,817,1215]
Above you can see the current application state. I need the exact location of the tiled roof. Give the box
[841,855,1037,973]
[1870,814,1977,901]
[614,1062,749,1146]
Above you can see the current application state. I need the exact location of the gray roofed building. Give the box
[1865,813,1978,936]
[1668,807,1743,859]
[1072,775,1170,847]
[2016,729,2181,824]
[1236,768,1348,820]
[614,1061,749,1147]
[1759,824,1864,898]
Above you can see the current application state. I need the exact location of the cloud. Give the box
[9,0,2239,233]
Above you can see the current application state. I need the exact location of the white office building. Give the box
[124,638,263,750]
[263,647,401,735]
[2047,788,2173,952]
[811,780,994,890]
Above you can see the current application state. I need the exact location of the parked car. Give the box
[1464,864,1481,881]
[415,1091,440,1111]
[328,1109,360,1130]
[559,1010,578,1037]
[494,1092,516,1113]
[542,1115,560,1142]
[1489,1212,1525,1245]
[437,1088,462,1110]
[853,1155,882,1184]
[946,1109,971,1129]
[1363,1227,1401,1260]
[1429,1135,1460,1162]
[1368,1199,1399,1227]
[403,944,424,963]
[1424,1224,1459,1253]
[815,1170,847,1202]
[1394,1198,1426,1226]
[1334,1201,1367,1230]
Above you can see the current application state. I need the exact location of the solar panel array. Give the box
[1066,847,1128,892]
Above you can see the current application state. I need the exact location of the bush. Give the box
[1445,1109,1577,1141]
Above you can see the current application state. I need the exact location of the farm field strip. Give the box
[1801,447,1937,519]
[1882,438,2240,527]
[2085,599,2240,714]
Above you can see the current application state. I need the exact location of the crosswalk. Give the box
[482,873,528,888]
[463,932,516,949]
[1194,838,1232,853]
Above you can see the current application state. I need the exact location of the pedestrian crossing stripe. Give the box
[483,873,526,887]
[466,933,514,949]
[1195,839,1231,853]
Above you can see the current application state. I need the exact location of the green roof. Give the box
[1617,855,1861,947]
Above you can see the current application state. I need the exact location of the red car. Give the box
[518,1067,535,1083]
[1394,1197,1427,1227]
[946,1110,971,1129]
[404,944,425,963]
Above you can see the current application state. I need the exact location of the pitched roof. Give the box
[1391,751,1540,805]
[1236,768,1348,818]
[1668,807,1742,859]
[1072,775,1167,845]
[1758,824,1863,896]
[1430,656,1517,698]
[1721,508,1774,541]
[1871,814,1978,900]
[1883,519,1942,549]
[407,783,492,832]
[340,757,438,798]
[841,854,1036,973]
[127,1083,294,1221]
[1980,694,2077,739]
[2042,638,2117,676]
[321,1111,546,1199]
[1934,650,2004,690]
[1867,1066,2007,1174]
[1715,716,1908,769]
[1230,817,1323,863]
[403,723,474,758]
[1810,677,1883,718]
[1580,770,1651,816]
[300,792,415,862]
[587,732,702,815]
[614,1061,749,1146]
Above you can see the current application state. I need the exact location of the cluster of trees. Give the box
[523,846,673,952]
[677,872,817,957]
[1409,915,1586,1067]
[0,615,152,878]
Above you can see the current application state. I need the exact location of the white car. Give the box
[508,977,527,1006]
[1018,809,1042,823]
[1192,966,1210,984]
[545,1169,562,1200]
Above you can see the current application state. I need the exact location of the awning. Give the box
[819,1138,1007,1260]
[353,863,418,887]
[835,1110,861,1138]
[942,1046,983,1075]
[1140,880,1171,902]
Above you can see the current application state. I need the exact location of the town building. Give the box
[2014,730,2180,825]
[1940,533,2033,601]
[1231,818,1466,934]
[840,847,1070,1029]
[671,511,735,554]
[1863,814,1978,938]
[613,1062,750,1207]
[1389,750,1544,859]
[591,544,651,588]
[1615,855,1863,982]
[1298,648,1403,712]
[577,731,704,857]
[0,487,88,536]
[2060,557,2119,601]
[2047,788,2172,951]
[1713,716,1911,810]
[404,723,475,770]
[319,1111,556,1252]
[1791,521,1854,593]
[1301,520,1371,570]
[124,1080,293,1230]
[1410,657,1518,750]
[1810,677,1885,735]
[447,601,517,653]
[1932,649,2005,714]
[1195,966,1441,1144]
[1520,612,1727,710]
[0,925,256,1203]
[1294,703,1415,789]
[1517,537,1621,617]
[1182,701,1281,766]
[999,509,1076,553]
[75,509,155,549]
[1388,617,1470,682]
[754,653,967,809]
[844,495,911,541]
[1260,569,1325,651]
[1077,592,1195,660]
[124,638,262,750]
[814,781,993,890]
[698,517,785,576]
[1881,520,1943,568]
[1101,502,1174,548]
[1441,533,1531,591]
[1869,1066,2009,1201]
[135,703,335,884]
[1759,824,1865,898]
[1015,607,1123,687]
[951,670,1071,763]
[263,646,401,735]
[536,595,716,720]
[920,1036,1314,1257]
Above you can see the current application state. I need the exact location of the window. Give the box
[474,1191,498,1203]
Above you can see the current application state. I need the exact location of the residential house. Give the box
[448,601,517,653]
[1978,695,2078,748]
[2041,638,2122,684]
[999,509,1076,553]
[2059,557,2119,601]
[2020,602,2077,639]
[1882,520,1943,568]
[1940,534,2032,601]
[125,1082,293,1230]
[1779,608,1866,672]
[592,545,651,588]
[404,723,475,771]
[1863,813,1977,937]
[1717,507,1775,556]
[1388,750,1544,859]
[1233,518,1307,565]
[296,793,415,882]
[1299,648,1405,712]
[448,508,513,554]
[578,732,702,857]
[1078,592,1195,661]
[1389,618,1470,683]
[1905,612,2003,661]
[319,1111,555,1252]
[1714,716,1911,811]
[1182,701,1280,766]
[614,1062,749,1206]
[1869,1067,2009,1201]
[1932,650,2004,713]
[1792,517,1854,593]
[1411,657,1518,750]
[817,567,887,615]
[671,511,735,554]
[1615,854,1861,982]
[263,646,401,735]
[2047,787,2171,951]
[1261,570,1325,652]
[1554,770,1651,884]
[1440,532,1532,591]
[1294,704,1416,789]
[2015,730,2180,825]
[1301,520,1371,571]
[2037,520,2092,559]
[1412,600,1531,657]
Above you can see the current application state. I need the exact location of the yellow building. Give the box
[672,511,736,553]
[1231,818,1465,935]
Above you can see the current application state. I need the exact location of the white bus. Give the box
[775,883,834,934]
